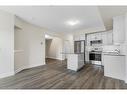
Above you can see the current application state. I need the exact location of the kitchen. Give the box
[66,15,126,82]
[1,6,127,89]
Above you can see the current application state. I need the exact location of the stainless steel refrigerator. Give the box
[74,40,85,63]
[74,40,85,54]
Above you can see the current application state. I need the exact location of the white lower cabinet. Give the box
[102,54,125,80]
[67,54,84,71]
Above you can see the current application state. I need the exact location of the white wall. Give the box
[0,10,14,78]
[125,13,127,83]
[14,17,46,73]
[46,37,63,60]
[64,34,74,53]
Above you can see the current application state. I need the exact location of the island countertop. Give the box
[61,52,84,54]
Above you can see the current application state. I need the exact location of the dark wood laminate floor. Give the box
[0,58,127,89]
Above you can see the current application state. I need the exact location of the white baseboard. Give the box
[27,63,45,69]
[0,71,14,79]
[0,63,46,79]
[46,57,64,60]
[15,63,46,74]
[15,66,27,74]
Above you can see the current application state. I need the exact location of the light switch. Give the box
[41,42,43,45]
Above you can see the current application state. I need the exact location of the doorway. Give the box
[45,34,64,64]
[14,26,25,73]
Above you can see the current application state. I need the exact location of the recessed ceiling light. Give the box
[66,19,80,26]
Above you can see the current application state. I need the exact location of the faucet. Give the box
[114,49,120,54]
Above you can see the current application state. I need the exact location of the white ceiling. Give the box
[99,6,127,30]
[1,6,127,33]
[0,6,105,33]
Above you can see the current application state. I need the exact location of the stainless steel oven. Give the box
[89,52,101,61]
[89,51,102,65]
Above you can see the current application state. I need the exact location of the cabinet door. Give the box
[113,15,125,43]
[101,31,113,45]
[90,34,95,40]
[96,33,102,40]
[87,35,91,46]
[90,33,102,40]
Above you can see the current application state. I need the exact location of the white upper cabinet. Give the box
[86,31,113,46]
[89,33,102,41]
[113,15,125,44]
[101,30,113,45]
[95,33,102,40]
[87,34,91,46]
[90,34,95,41]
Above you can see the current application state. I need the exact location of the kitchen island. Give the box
[62,53,84,71]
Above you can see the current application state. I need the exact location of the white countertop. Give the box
[102,52,125,56]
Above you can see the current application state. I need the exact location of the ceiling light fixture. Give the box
[66,19,80,26]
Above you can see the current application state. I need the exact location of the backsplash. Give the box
[102,44,126,55]
[102,45,120,52]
